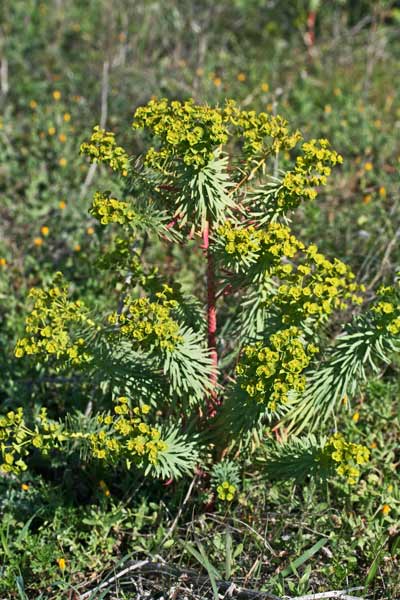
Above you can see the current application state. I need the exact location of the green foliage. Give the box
[1,1,400,595]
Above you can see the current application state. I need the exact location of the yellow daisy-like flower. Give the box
[58,133,67,143]
[63,113,71,122]
[59,200,66,209]
[29,100,37,109]
[48,126,56,136]
[74,243,81,252]
[213,77,222,87]
[237,72,246,82]
[352,412,360,423]
[21,483,30,491]
[261,82,269,92]
[53,90,62,101]
[364,162,373,172]
[59,158,67,167]
[34,237,43,247]
[57,557,66,570]
[41,226,50,237]
[86,226,95,235]
[382,504,391,516]
[0,257,7,267]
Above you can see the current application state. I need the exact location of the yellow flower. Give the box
[382,504,391,516]
[59,200,66,209]
[74,243,81,252]
[379,186,386,198]
[58,158,67,167]
[333,87,341,96]
[29,100,37,109]
[48,126,56,136]
[41,226,50,237]
[57,557,66,570]
[21,483,30,491]
[261,82,269,92]
[196,67,204,77]
[53,90,62,101]
[364,162,373,172]
[213,77,222,87]
[363,194,372,204]
[34,237,43,247]
[0,257,7,267]
[324,104,332,114]
[63,113,71,122]
[58,133,67,143]
[352,412,360,423]
[86,226,95,235]
[237,72,246,82]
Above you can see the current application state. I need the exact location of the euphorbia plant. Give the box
[6,98,400,489]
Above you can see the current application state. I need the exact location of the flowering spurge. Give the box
[326,433,370,485]
[12,98,396,489]
[235,327,318,411]
[14,273,94,366]
[0,399,173,477]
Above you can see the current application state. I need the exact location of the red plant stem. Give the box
[203,221,219,416]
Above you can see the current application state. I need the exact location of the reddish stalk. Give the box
[202,221,219,416]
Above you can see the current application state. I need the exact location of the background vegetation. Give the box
[0,1,399,598]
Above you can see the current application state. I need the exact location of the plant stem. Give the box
[203,221,219,416]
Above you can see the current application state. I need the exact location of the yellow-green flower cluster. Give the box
[226,102,301,155]
[14,274,93,364]
[217,221,363,323]
[216,480,236,502]
[108,294,182,352]
[80,125,129,174]
[0,400,168,476]
[92,397,167,467]
[90,191,136,225]
[272,243,363,324]
[326,432,370,485]
[236,327,318,411]
[132,98,301,171]
[371,284,400,335]
[133,98,230,168]
[279,139,343,209]
[0,407,66,474]
[217,221,304,266]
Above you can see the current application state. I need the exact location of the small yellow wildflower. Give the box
[213,77,222,87]
[382,504,391,516]
[59,200,66,209]
[48,126,56,136]
[58,133,67,143]
[379,186,386,198]
[324,104,332,114]
[352,412,360,423]
[21,483,29,491]
[237,72,246,82]
[74,243,81,252]
[261,82,269,92]
[0,258,7,267]
[57,557,66,570]
[41,226,50,237]
[34,237,43,247]
[364,162,373,172]
[86,226,95,235]
[370,441,377,449]
[363,194,372,204]
[63,113,71,122]
[58,158,67,167]
[53,90,62,101]
[29,100,37,109]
